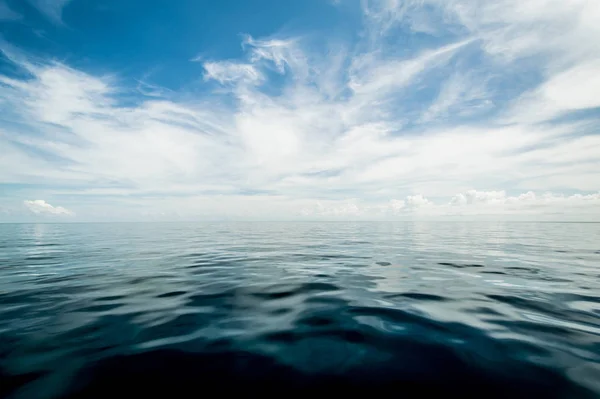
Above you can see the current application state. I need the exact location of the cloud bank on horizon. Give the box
[0,0,599,221]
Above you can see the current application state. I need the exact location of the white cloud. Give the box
[444,190,600,217]
[203,61,263,85]
[421,72,492,122]
[541,60,600,111]
[365,0,600,124]
[1,0,600,220]
[24,200,74,216]
[509,59,600,123]
[450,190,507,206]
[405,195,433,209]
[244,36,304,74]
[414,0,600,64]
[299,191,600,220]
[348,39,473,97]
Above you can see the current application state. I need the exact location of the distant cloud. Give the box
[24,200,74,216]
[302,200,363,217]
[450,190,508,206]
[450,190,600,213]
[405,195,433,209]
[300,191,600,219]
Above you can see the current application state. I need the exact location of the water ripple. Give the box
[0,222,599,398]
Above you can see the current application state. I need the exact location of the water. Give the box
[0,222,599,398]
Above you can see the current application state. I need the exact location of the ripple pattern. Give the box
[0,222,599,398]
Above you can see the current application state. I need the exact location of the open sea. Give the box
[0,222,599,398]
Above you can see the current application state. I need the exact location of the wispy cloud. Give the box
[420,72,491,123]
[0,0,599,220]
[203,61,263,85]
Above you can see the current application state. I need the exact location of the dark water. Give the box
[1,222,599,398]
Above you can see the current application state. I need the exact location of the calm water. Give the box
[1,222,599,398]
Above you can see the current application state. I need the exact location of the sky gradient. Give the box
[1,0,599,221]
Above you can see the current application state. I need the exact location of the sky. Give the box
[0,0,599,222]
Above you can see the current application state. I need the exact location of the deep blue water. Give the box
[1,222,599,398]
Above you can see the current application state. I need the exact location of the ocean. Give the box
[0,222,599,398]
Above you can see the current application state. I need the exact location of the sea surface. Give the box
[0,222,599,398]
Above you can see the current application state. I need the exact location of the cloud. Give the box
[303,200,363,217]
[26,0,73,25]
[348,38,474,98]
[450,190,507,206]
[24,200,74,216]
[363,0,600,120]
[0,0,599,220]
[445,190,600,217]
[420,72,492,123]
[203,61,263,85]
[300,191,600,220]
[244,36,304,74]
[508,59,600,123]
[460,3,594,53]
[405,195,433,209]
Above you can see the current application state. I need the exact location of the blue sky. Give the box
[1,0,599,221]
